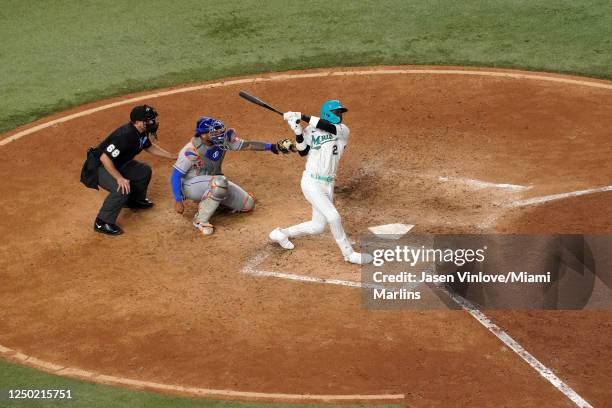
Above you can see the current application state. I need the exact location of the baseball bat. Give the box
[239,90,284,116]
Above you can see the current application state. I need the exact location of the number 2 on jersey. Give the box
[332,144,338,155]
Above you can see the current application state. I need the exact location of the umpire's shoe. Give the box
[125,198,154,210]
[94,218,124,236]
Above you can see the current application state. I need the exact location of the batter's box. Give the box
[256,235,367,283]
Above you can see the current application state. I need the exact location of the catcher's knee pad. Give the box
[196,176,227,223]
[205,176,228,202]
[241,192,255,212]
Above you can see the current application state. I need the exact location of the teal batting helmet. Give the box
[320,100,348,124]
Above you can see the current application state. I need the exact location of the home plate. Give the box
[368,223,414,239]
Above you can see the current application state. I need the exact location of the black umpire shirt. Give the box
[98,123,152,169]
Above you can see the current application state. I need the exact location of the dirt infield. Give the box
[0,67,610,407]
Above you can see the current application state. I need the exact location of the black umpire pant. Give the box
[96,160,152,224]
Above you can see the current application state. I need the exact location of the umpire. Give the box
[88,105,175,235]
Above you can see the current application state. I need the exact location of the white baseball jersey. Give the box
[302,123,349,178]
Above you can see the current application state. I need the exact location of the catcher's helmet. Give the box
[320,100,347,124]
[195,116,228,149]
[130,104,159,137]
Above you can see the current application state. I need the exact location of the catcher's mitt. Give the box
[275,138,297,154]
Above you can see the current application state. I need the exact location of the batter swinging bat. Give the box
[239,90,284,116]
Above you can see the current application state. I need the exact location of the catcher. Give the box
[170,116,295,235]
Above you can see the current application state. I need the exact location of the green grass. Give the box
[1,0,611,133]
[0,359,401,408]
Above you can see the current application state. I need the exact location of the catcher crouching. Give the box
[170,116,295,235]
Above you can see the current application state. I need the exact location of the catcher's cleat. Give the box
[345,252,373,265]
[269,228,294,250]
[193,220,215,236]
[94,218,123,236]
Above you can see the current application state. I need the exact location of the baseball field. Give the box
[0,1,611,407]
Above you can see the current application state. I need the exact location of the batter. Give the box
[269,101,373,265]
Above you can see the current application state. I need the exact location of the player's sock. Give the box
[335,235,356,258]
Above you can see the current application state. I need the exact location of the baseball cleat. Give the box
[269,228,294,250]
[93,218,123,236]
[193,220,214,236]
[345,252,373,265]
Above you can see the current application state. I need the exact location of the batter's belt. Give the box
[307,172,335,183]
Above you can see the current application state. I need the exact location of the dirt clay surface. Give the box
[0,67,611,407]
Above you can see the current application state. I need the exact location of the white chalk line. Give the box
[242,250,385,290]
[0,66,606,404]
[0,344,404,401]
[438,176,530,192]
[441,288,593,408]
[4,66,612,146]
[247,268,365,288]
[245,247,592,407]
[0,241,404,402]
[509,185,612,207]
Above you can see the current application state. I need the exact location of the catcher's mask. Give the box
[320,99,347,124]
[130,104,159,140]
[194,116,229,150]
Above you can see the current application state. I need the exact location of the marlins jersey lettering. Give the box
[303,123,349,178]
[173,133,244,178]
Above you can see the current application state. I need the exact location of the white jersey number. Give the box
[106,144,121,158]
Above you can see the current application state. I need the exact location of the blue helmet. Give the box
[195,116,228,149]
[320,100,347,124]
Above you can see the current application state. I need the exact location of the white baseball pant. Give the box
[281,173,354,257]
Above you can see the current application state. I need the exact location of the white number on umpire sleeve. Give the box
[106,144,120,157]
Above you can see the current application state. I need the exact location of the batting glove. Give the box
[283,111,301,123]
[287,120,302,136]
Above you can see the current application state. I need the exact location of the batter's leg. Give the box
[269,180,326,250]
[282,206,327,237]
[270,179,331,250]
[277,179,372,264]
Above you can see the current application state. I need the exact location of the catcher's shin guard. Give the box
[195,175,228,224]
